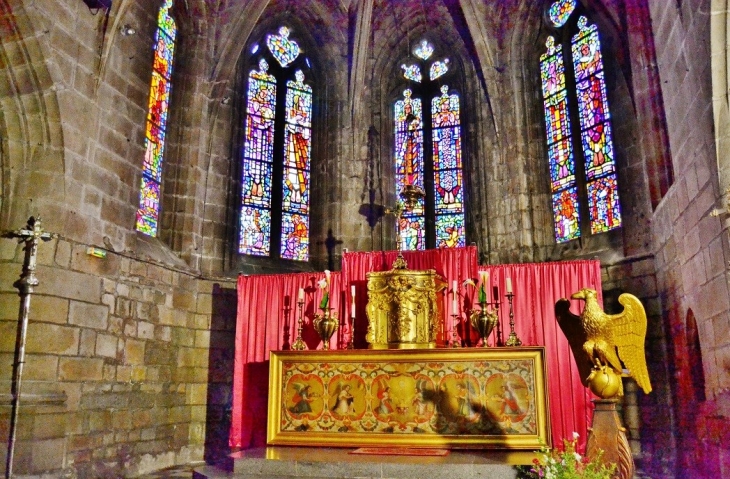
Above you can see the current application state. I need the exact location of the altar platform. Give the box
[192,446,536,479]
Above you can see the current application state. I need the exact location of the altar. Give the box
[267,348,550,449]
[230,246,602,451]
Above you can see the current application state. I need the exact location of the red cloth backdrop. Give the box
[230,248,602,450]
[478,261,602,448]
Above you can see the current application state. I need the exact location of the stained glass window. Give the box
[280,71,312,261]
[266,26,300,67]
[401,64,422,83]
[430,59,449,81]
[394,89,425,251]
[394,40,465,250]
[541,5,622,243]
[414,40,434,60]
[432,86,465,248]
[548,0,577,27]
[240,59,276,256]
[240,27,311,260]
[136,0,176,237]
[571,16,621,233]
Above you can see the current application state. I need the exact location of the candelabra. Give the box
[451,313,462,348]
[504,292,522,347]
[292,298,307,350]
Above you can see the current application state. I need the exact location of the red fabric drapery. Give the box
[478,261,602,448]
[230,249,601,450]
[230,271,346,449]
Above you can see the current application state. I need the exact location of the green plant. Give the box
[516,433,616,479]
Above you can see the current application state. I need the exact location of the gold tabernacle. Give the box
[365,268,446,349]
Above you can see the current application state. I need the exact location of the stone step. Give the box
[193,447,534,479]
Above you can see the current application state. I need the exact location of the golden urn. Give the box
[469,303,499,347]
[313,310,339,350]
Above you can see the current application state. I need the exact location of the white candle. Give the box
[351,285,356,299]
[351,285,356,318]
[298,288,304,301]
[506,277,513,294]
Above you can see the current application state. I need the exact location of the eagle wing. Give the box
[555,298,592,387]
[610,293,652,394]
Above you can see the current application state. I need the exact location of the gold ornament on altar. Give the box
[554,288,652,399]
[470,303,498,347]
[313,310,338,350]
[366,269,445,349]
[313,270,338,350]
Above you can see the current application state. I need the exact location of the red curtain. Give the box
[230,271,346,449]
[230,250,601,450]
[478,261,602,448]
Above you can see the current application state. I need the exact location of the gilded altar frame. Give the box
[267,347,550,449]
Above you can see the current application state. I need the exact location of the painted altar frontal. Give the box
[267,347,550,449]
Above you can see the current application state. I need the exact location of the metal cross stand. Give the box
[3,216,57,479]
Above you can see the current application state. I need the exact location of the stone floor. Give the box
[134,463,203,479]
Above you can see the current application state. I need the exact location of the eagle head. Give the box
[571,288,597,302]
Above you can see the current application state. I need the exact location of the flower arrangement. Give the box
[317,270,331,310]
[463,271,489,305]
[517,433,616,479]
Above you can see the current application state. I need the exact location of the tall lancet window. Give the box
[239,27,312,261]
[136,0,176,237]
[395,40,465,251]
[541,0,622,243]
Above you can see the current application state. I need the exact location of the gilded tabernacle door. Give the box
[267,347,550,449]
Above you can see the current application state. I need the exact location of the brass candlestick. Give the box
[347,312,355,349]
[504,292,522,346]
[292,299,307,350]
[451,313,461,348]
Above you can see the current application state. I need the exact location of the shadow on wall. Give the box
[204,284,238,467]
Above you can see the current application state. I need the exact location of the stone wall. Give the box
[648,0,730,477]
[0,235,236,477]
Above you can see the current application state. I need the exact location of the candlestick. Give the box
[348,285,356,349]
[292,297,307,350]
[504,291,522,347]
[451,313,462,348]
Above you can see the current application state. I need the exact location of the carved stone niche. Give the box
[365,269,446,349]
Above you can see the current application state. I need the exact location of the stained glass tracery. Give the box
[266,26,300,67]
[136,0,176,237]
[548,0,577,28]
[414,40,434,60]
[430,59,449,81]
[401,63,422,82]
[541,11,622,243]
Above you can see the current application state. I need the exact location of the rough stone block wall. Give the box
[600,256,672,473]
[648,0,730,477]
[0,236,236,477]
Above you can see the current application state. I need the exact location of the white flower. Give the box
[317,278,328,289]
[572,431,580,440]
[574,452,582,461]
